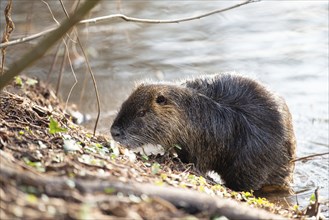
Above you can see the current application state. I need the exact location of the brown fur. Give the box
[111,74,296,191]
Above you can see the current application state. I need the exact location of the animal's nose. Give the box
[111,126,124,138]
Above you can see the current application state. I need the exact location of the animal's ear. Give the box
[156,94,167,105]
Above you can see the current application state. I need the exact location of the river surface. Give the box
[1,0,328,216]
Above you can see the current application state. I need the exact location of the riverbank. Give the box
[0,76,315,219]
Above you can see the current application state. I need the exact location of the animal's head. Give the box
[111,84,190,149]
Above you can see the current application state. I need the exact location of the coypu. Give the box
[111,74,296,192]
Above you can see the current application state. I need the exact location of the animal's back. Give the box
[184,74,296,191]
[184,74,273,108]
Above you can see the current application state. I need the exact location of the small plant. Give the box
[241,191,253,200]
[309,192,316,203]
[151,162,161,174]
[26,194,38,204]
[25,78,38,86]
[49,117,67,134]
[104,187,116,194]
[160,173,168,180]
[23,157,45,172]
[14,76,23,87]
[141,154,149,161]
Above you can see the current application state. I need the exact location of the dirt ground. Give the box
[0,76,315,219]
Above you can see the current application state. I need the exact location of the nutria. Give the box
[111,73,296,192]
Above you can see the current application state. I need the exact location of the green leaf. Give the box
[141,154,149,161]
[26,194,38,204]
[49,117,67,134]
[242,191,253,198]
[309,193,316,202]
[198,176,207,185]
[160,173,168,180]
[26,78,38,86]
[104,187,116,194]
[86,133,93,138]
[188,174,196,180]
[241,191,254,201]
[155,180,164,186]
[151,162,161,174]
[93,143,103,148]
[15,76,23,87]
[23,158,45,172]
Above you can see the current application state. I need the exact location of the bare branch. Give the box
[59,0,101,136]
[291,152,329,163]
[55,38,68,95]
[62,36,79,112]
[81,0,257,24]
[1,0,15,74]
[0,27,57,48]
[41,0,60,25]
[78,35,101,137]
[0,0,101,91]
[0,0,259,49]
[46,41,61,84]
[41,0,68,95]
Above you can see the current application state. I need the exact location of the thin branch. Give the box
[0,0,259,49]
[42,0,76,44]
[291,152,329,163]
[0,27,57,48]
[55,38,68,96]
[57,1,81,114]
[1,0,15,74]
[42,0,60,25]
[46,0,81,87]
[59,0,101,136]
[77,36,101,137]
[81,0,257,24]
[46,41,62,85]
[62,36,78,111]
[0,0,101,91]
[41,0,68,96]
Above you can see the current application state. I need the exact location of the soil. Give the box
[0,76,314,219]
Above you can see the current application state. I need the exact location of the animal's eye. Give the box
[137,110,146,117]
[156,95,167,105]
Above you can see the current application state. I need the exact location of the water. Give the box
[1,0,328,216]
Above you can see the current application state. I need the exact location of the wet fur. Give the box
[111,74,296,191]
